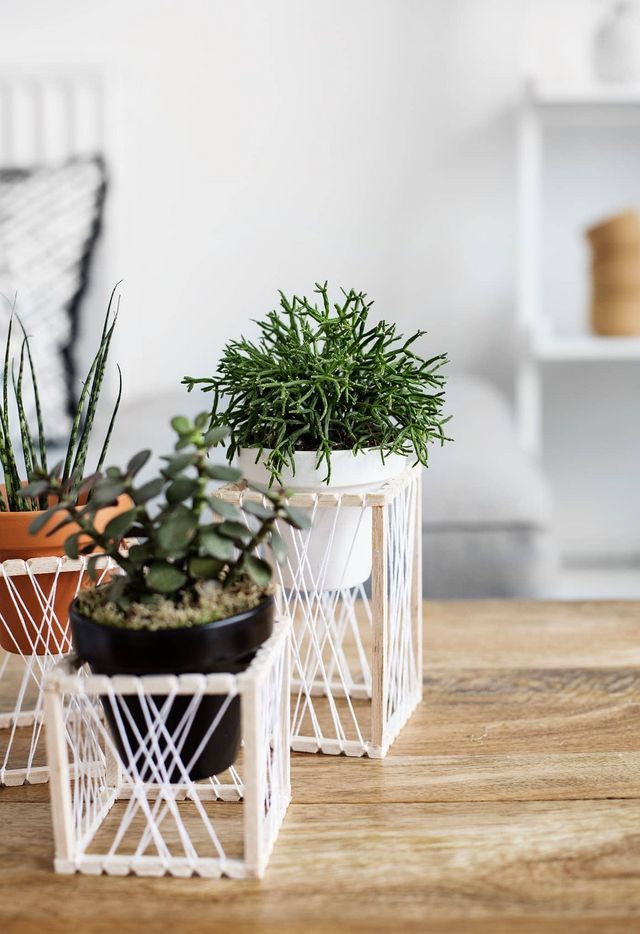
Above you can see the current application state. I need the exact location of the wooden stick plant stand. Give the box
[0,555,114,786]
[45,619,291,879]
[217,464,423,758]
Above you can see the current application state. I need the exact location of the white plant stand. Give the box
[218,464,423,758]
[0,555,114,786]
[44,618,291,879]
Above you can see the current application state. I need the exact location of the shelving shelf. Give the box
[516,78,640,454]
[530,82,640,107]
[530,331,640,362]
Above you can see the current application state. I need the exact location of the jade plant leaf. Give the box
[166,477,199,504]
[64,533,80,559]
[104,508,138,541]
[217,520,252,542]
[269,528,287,564]
[242,500,275,520]
[126,450,151,477]
[171,416,192,435]
[156,512,198,552]
[243,554,272,587]
[161,452,198,477]
[208,497,241,520]
[203,425,229,446]
[203,463,242,482]
[127,542,153,565]
[246,481,283,503]
[91,479,126,507]
[17,480,48,499]
[132,477,165,504]
[45,515,75,537]
[282,505,312,530]
[146,562,188,593]
[200,527,235,560]
[28,507,57,535]
[86,554,103,582]
[189,556,221,579]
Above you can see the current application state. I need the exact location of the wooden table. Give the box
[1,601,640,933]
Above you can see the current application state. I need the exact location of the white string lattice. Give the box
[44,619,291,879]
[0,555,115,786]
[217,465,423,758]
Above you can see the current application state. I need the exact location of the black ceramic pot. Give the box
[70,595,274,782]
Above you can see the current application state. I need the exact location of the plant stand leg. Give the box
[412,475,423,702]
[44,686,74,870]
[242,682,264,878]
[370,504,388,754]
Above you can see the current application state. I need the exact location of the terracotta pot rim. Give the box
[0,494,131,563]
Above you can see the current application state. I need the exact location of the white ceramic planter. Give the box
[238,448,407,590]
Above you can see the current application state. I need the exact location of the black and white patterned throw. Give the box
[0,156,107,442]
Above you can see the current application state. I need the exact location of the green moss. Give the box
[75,579,271,632]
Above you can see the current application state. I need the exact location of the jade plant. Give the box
[21,413,310,630]
[1,287,121,512]
[183,282,450,484]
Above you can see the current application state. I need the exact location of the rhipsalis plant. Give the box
[183,282,450,484]
[22,413,310,630]
[0,286,122,512]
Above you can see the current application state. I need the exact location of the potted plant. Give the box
[26,414,309,780]
[0,289,126,655]
[183,282,449,590]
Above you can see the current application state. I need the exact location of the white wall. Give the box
[0,0,637,561]
[0,0,524,395]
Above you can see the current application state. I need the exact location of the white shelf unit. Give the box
[533,332,640,362]
[531,81,640,107]
[516,79,640,454]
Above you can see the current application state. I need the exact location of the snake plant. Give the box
[0,287,122,512]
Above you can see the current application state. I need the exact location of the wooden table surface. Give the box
[1,600,640,933]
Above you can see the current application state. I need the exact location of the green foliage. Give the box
[0,286,122,512]
[24,413,310,617]
[183,282,450,483]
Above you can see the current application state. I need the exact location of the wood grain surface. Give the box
[1,600,640,933]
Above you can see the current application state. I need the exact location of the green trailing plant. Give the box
[21,413,310,630]
[0,287,122,512]
[183,282,450,484]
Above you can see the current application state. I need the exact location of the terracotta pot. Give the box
[0,491,130,656]
[591,297,640,336]
[587,211,640,251]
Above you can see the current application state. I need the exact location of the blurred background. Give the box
[0,0,639,600]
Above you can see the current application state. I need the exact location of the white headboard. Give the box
[0,69,118,389]
[0,71,107,166]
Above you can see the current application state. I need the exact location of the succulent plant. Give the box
[21,413,309,625]
[183,282,450,484]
